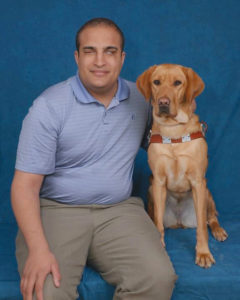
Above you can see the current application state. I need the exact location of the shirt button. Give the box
[102,111,108,124]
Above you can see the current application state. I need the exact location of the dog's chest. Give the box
[166,152,190,192]
[148,143,193,192]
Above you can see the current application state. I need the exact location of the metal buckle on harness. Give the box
[182,134,191,142]
[162,136,171,144]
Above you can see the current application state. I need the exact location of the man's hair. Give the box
[75,17,125,52]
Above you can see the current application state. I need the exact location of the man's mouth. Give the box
[91,70,109,76]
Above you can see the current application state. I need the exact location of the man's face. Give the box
[74,25,125,96]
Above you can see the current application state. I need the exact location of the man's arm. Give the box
[11,170,61,300]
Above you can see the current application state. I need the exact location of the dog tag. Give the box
[162,136,171,144]
[182,134,191,142]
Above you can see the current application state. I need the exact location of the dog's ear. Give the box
[183,67,205,101]
[136,65,158,101]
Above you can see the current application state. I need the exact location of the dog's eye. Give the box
[174,80,182,86]
[153,80,161,85]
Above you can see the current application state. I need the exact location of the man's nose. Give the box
[94,52,105,67]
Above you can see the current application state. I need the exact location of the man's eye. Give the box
[174,80,182,86]
[83,49,95,54]
[106,50,115,55]
[153,80,160,85]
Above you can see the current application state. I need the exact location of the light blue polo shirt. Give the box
[15,73,148,204]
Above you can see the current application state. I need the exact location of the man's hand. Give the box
[20,249,61,300]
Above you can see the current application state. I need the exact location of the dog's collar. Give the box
[148,121,208,145]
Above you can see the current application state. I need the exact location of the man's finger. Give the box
[23,273,36,300]
[51,263,61,287]
[35,274,46,300]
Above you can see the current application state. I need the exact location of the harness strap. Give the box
[149,131,204,144]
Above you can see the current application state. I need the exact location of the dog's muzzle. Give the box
[158,97,170,115]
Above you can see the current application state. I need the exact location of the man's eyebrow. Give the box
[82,46,96,50]
[82,46,119,51]
[105,46,118,51]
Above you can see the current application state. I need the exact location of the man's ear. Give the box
[121,51,126,66]
[136,65,158,101]
[183,67,205,102]
[74,50,79,65]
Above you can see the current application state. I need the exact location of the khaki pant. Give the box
[16,197,177,300]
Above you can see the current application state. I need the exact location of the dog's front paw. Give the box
[195,252,215,268]
[212,226,228,242]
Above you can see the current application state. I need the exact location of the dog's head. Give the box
[136,64,205,124]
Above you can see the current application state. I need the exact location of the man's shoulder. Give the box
[123,79,137,91]
[39,76,74,105]
[123,79,147,107]
[123,79,144,97]
[27,76,75,124]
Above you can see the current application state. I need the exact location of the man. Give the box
[11,18,177,300]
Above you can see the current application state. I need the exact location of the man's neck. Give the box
[87,83,118,108]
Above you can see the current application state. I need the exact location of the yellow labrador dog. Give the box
[137,64,227,268]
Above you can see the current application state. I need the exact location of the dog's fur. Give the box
[137,64,227,268]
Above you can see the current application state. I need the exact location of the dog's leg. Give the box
[191,179,215,268]
[206,189,228,241]
[152,178,167,247]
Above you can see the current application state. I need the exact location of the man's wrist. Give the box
[26,235,50,254]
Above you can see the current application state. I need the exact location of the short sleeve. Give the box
[15,97,59,174]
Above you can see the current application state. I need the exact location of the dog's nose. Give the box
[158,97,170,106]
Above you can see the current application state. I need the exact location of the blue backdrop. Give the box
[0,1,240,299]
[0,0,239,225]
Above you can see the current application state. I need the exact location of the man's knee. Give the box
[114,263,177,300]
[141,257,177,299]
[150,264,177,296]
[34,274,78,300]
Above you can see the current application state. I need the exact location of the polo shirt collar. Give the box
[70,71,130,105]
